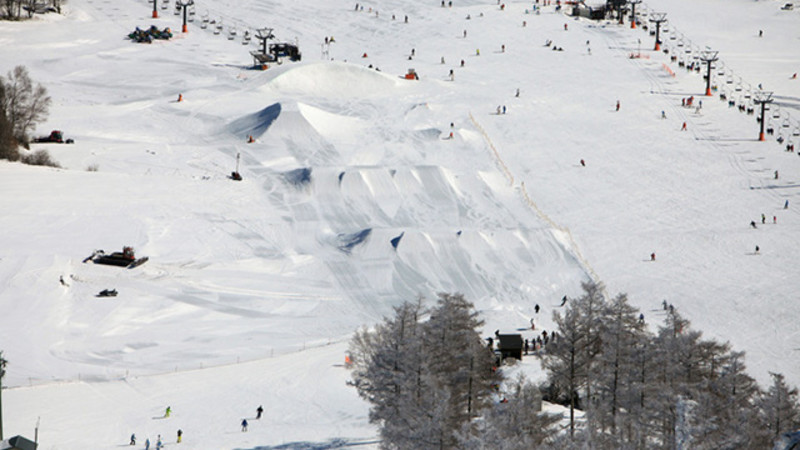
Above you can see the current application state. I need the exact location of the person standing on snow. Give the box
[177,429,183,443]
[616,100,620,111]
[145,438,150,450]
[130,434,136,445]
[242,419,249,432]
[257,405,264,419]
[762,213,766,224]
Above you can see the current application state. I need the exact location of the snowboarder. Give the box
[130,434,136,445]
[616,100,620,111]
[560,295,567,306]
[241,419,249,432]
[534,303,540,314]
[257,405,264,419]
[785,199,789,209]
[750,220,757,229]
[762,213,766,224]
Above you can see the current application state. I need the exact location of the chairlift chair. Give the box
[677,39,684,47]
[792,127,800,137]
[735,82,742,92]
[773,106,781,119]
[783,117,791,128]
[161,0,168,10]
[228,27,237,40]
[214,21,223,35]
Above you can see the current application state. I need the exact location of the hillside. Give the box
[1,0,799,448]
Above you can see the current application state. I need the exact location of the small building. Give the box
[1,435,37,450]
[497,334,523,361]
[572,3,605,20]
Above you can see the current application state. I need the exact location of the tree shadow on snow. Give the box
[236,438,380,450]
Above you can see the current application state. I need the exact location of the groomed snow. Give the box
[1,0,799,447]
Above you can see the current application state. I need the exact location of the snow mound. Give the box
[227,102,282,139]
[266,62,402,99]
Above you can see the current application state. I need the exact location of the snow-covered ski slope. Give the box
[0,0,799,447]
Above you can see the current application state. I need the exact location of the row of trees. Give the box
[0,65,54,165]
[544,282,800,449]
[348,285,800,449]
[2,0,63,20]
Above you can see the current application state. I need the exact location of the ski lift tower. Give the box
[649,13,667,51]
[629,0,641,28]
[152,0,158,18]
[178,0,193,33]
[255,28,275,56]
[699,50,719,96]
[754,90,774,142]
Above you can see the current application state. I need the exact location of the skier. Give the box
[156,435,163,450]
[515,88,520,97]
[501,44,505,52]
[59,275,67,286]
[404,15,408,23]
[651,252,656,261]
[460,59,465,67]
[441,56,445,64]
[530,318,535,330]
[502,105,506,114]
[639,313,645,323]
[773,216,777,224]
[755,245,760,254]
[785,199,789,209]
[681,122,687,131]
[524,339,529,355]
[463,29,467,38]
[564,23,568,31]
[661,110,666,119]
[242,419,249,432]
[177,429,182,443]
[580,159,585,166]
[534,303,540,314]
[145,438,150,450]
[257,405,264,419]
[130,434,136,445]
[750,220,757,229]
[449,69,454,81]
[476,48,480,56]
[774,170,779,179]
[411,48,415,57]
[616,100,620,111]
[759,30,763,37]
[496,105,502,115]
[165,406,171,418]
[762,213,766,224]
[560,295,567,306]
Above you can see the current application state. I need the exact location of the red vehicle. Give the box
[33,130,74,144]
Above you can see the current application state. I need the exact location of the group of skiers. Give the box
[128,405,264,447]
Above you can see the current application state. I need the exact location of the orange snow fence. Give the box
[662,63,676,78]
